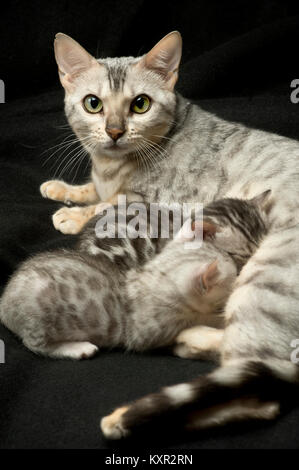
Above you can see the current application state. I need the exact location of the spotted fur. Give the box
[0,197,265,359]
[34,30,299,435]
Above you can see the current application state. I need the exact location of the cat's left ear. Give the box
[54,33,99,91]
[137,31,182,90]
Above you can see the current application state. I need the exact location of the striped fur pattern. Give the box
[0,197,266,359]
[101,359,294,439]
[32,31,299,435]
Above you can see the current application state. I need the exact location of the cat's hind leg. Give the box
[173,326,223,360]
[45,341,99,360]
[40,181,99,205]
[25,340,99,360]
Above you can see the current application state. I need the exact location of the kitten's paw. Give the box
[173,326,223,359]
[101,406,130,439]
[53,206,87,234]
[49,341,99,360]
[173,343,200,359]
[40,180,69,203]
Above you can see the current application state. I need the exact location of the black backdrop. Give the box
[1,0,299,449]
[3,0,299,100]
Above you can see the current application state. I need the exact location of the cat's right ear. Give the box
[137,31,182,90]
[54,33,98,91]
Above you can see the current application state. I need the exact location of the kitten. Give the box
[0,195,268,359]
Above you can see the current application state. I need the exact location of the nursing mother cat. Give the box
[41,31,299,434]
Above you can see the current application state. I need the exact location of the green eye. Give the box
[83,95,103,113]
[131,95,151,114]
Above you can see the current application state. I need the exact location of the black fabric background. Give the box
[1,0,299,449]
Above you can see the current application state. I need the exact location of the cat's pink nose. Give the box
[106,127,125,141]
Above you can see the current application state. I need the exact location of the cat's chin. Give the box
[93,143,131,160]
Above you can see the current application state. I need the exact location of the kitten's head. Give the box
[176,191,271,271]
[171,228,237,314]
[170,191,271,313]
[54,32,182,159]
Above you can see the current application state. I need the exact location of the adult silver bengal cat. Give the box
[36,31,299,437]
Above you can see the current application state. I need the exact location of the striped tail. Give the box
[101,359,298,439]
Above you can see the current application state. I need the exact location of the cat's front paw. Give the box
[53,206,88,234]
[40,180,69,203]
[101,406,130,439]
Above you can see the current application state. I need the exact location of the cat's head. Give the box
[171,222,237,314]
[171,191,271,312]
[54,32,182,159]
[176,191,271,269]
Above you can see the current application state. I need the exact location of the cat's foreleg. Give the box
[173,326,223,360]
[40,180,99,205]
[52,204,98,234]
[52,191,144,234]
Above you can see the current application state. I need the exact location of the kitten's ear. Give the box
[194,260,219,294]
[194,220,218,241]
[175,219,218,242]
[138,31,182,90]
[54,33,98,90]
[250,190,271,210]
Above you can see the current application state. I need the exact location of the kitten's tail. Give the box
[101,358,298,439]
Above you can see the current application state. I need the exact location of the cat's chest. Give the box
[92,157,135,201]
